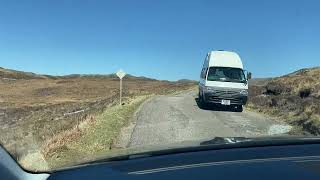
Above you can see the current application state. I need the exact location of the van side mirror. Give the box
[247,72,252,80]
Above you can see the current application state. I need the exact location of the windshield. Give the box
[0,0,319,173]
[207,67,246,83]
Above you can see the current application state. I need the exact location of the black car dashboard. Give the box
[50,142,320,180]
[2,140,320,180]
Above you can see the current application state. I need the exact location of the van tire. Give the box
[198,91,203,103]
[198,91,206,108]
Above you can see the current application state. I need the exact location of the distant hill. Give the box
[177,79,197,83]
[283,66,320,77]
[249,78,272,86]
[0,67,49,80]
[0,67,196,83]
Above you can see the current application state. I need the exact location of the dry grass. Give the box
[37,95,151,170]
[247,67,320,135]
[0,67,197,162]
[41,115,96,158]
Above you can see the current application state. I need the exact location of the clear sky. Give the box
[0,0,319,80]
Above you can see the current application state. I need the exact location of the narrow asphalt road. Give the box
[117,90,291,148]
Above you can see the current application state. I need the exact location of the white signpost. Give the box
[116,69,126,106]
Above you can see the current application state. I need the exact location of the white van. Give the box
[199,50,251,112]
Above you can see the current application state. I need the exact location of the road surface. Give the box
[117,90,291,148]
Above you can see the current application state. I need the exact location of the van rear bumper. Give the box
[204,92,248,105]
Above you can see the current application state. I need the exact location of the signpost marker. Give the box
[116,69,126,106]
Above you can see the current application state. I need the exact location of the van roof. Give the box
[208,51,243,69]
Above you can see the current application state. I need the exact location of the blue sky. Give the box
[0,0,319,80]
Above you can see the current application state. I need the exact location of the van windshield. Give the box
[207,67,246,83]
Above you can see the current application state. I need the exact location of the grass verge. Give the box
[20,95,151,171]
[19,86,197,171]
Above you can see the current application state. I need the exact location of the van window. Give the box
[201,68,208,79]
[207,67,246,83]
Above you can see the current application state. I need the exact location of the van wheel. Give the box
[198,91,203,103]
[234,105,243,112]
[198,91,206,108]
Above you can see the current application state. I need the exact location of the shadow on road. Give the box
[195,98,237,112]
